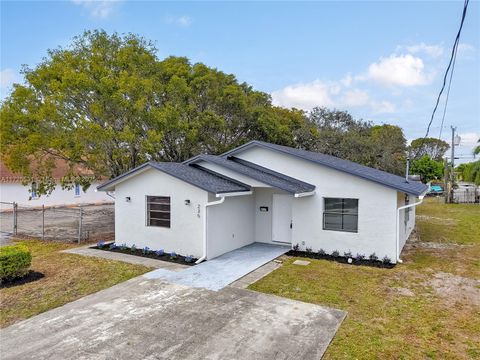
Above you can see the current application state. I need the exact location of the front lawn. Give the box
[0,240,152,328]
[250,198,480,359]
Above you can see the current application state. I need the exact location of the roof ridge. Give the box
[221,140,428,196]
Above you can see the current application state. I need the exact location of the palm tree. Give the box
[474,139,480,157]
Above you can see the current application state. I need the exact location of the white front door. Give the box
[272,194,292,244]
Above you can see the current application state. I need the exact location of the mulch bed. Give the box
[1,271,45,289]
[287,250,396,269]
[92,244,197,266]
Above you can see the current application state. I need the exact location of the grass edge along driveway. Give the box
[0,240,152,328]
[250,199,480,359]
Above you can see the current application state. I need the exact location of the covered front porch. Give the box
[205,186,314,260]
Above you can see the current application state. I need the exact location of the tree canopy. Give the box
[456,161,480,185]
[1,30,411,196]
[410,155,444,183]
[408,137,450,161]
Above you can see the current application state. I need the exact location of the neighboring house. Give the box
[0,160,113,209]
[98,140,428,263]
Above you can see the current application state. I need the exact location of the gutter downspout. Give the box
[195,196,225,264]
[395,195,424,263]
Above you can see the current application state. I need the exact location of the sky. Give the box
[1,0,479,162]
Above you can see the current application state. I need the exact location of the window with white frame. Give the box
[323,198,358,232]
[74,184,81,196]
[31,182,38,199]
[146,196,171,228]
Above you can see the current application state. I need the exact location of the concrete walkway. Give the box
[62,245,188,271]
[0,276,346,360]
[145,243,289,291]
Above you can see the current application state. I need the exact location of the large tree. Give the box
[408,137,450,161]
[0,30,304,195]
[410,155,444,183]
[299,108,407,175]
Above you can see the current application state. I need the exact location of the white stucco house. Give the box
[0,161,113,210]
[98,140,428,264]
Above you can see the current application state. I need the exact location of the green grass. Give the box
[250,198,480,359]
[0,240,152,328]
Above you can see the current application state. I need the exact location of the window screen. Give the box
[323,198,358,232]
[147,196,171,228]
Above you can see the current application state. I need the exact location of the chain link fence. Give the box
[0,203,114,243]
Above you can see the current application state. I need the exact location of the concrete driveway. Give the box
[1,276,346,360]
[145,243,290,291]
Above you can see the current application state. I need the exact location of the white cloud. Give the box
[360,54,432,87]
[271,79,394,114]
[458,132,480,147]
[271,80,335,110]
[370,100,396,114]
[165,15,192,28]
[0,69,17,87]
[0,69,18,98]
[71,0,119,19]
[457,43,476,58]
[341,89,369,107]
[404,43,444,58]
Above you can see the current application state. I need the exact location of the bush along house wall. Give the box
[289,244,395,269]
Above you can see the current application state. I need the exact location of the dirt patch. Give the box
[404,229,469,250]
[416,215,457,225]
[427,272,480,306]
[389,287,415,297]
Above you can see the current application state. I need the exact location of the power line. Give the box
[422,0,469,141]
[438,38,459,140]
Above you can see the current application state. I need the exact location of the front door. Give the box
[272,194,292,244]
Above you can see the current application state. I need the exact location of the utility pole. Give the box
[449,126,461,203]
[444,157,449,204]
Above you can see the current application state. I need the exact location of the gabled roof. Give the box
[97,162,251,195]
[222,140,428,197]
[185,154,315,195]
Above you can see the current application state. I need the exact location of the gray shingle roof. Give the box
[97,162,251,194]
[223,140,429,196]
[188,154,315,195]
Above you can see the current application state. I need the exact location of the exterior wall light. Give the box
[125,196,131,202]
[184,199,191,205]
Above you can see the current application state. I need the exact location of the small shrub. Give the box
[109,243,117,250]
[130,244,137,252]
[0,245,32,281]
[97,240,105,248]
[369,252,378,261]
[305,247,312,253]
[356,253,365,261]
[382,255,391,264]
[170,252,177,260]
[344,250,353,258]
[155,249,164,256]
[119,243,127,250]
[292,244,300,251]
[331,250,340,257]
[185,255,194,263]
[142,246,150,255]
[317,248,326,256]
